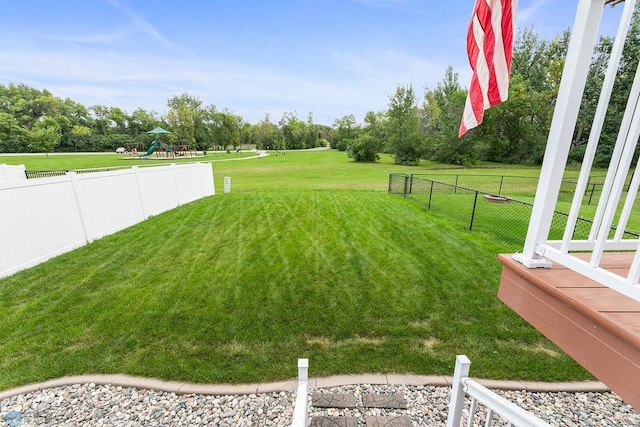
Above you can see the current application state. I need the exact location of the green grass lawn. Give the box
[0,150,595,390]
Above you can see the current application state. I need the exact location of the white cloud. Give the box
[39,31,132,45]
[516,0,551,25]
[331,47,470,91]
[106,0,194,56]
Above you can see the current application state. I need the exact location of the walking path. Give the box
[2,374,639,426]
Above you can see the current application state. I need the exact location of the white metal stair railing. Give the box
[446,355,551,427]
[512,0,640,303]
[290,358,309,427]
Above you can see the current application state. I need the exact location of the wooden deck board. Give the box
[605,313,640,334]
[560,288,640,312]
[529,269,605,288]
[498,253,640,410]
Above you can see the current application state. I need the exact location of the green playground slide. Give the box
[139,141,158,157]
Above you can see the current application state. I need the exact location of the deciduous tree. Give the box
[28,117,61,157]
[387,84,422,165]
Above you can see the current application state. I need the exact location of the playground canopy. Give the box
[146,126,171,135]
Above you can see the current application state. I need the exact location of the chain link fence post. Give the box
[428,180,434,210]
[403,174,409,198]
[588,183,596,205]
[469,191,479,231]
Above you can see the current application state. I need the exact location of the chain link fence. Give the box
[409,173,627,206]
[388,173,639,251]
[24,170,67,179]
[25,165,155,179]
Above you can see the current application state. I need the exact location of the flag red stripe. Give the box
[479,0,502,107]
[501,0,514,70]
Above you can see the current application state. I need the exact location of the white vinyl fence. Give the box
[0,162,214,278]
[0,164,26,181]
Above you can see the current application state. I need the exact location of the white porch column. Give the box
[513,0,605,268]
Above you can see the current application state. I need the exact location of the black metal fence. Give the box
[409,172,629,206]
[24,170,67,179]
[389,173,639,251]
[25,166,139,180]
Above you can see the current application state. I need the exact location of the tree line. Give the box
[0,87,328,155]
[333,8,640,166]
[2,10,639,164]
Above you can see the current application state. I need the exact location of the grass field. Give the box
[0,150,595,390]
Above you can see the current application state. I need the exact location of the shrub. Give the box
[347,134,381,162]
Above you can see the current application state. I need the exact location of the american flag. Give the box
[459,0,516,137]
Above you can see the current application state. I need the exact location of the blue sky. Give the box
[0,0,625,125]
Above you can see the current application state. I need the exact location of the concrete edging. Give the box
[0,374,609,401]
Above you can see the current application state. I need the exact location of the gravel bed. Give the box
[1,383,639,426]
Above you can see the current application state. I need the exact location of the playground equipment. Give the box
[137,140,198,159]
[141,126,171,158]
[138,140,160,157]
[123,127,201,160]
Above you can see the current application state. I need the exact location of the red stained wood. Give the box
[497,253,640,410]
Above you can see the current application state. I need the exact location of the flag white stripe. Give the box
[492,0,509,101]
[472,14,492,110]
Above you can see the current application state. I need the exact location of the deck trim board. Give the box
[498,253,640,410]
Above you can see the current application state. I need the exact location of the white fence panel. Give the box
[71,170,145,240]
[200,163,215,197]
[0,177,87,276]
[0,164,26,181]
[0,163,214,278]
[137,165,181,217]
[174,163,205,204]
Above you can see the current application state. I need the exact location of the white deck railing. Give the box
[513,0,640,303]
[446,355,551,427]
[290,358,309,427]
